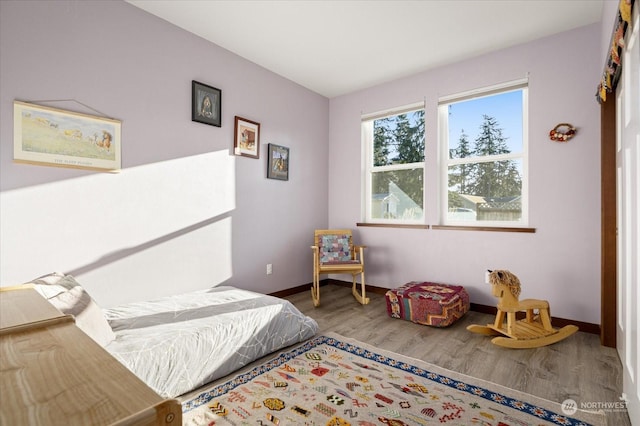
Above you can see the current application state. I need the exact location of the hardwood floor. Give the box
[284,285,630,426]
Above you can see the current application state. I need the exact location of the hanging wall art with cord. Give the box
[13,100,121,172]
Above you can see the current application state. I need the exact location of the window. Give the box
[439,80,528,227]
[362,104,425,223]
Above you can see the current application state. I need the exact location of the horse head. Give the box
[488,269,521,304]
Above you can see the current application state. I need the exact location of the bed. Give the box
[26,273,319,399]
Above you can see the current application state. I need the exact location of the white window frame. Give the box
[438,79,529,227]
[362,102,425,224]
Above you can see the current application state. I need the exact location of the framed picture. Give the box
[13,101,121,172]
[267,143,289,180]
[233,116,260,158]
[192,80,221,127]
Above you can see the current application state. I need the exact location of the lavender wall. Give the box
[328,24,602,323]
[0,1,329,307]
[0,1,605,324]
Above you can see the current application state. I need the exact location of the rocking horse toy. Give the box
[467,270,578,348]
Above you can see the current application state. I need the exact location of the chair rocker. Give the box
[311,229,369,307]
[467,270,578,349]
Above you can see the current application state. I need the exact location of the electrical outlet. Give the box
[266,264,273,275]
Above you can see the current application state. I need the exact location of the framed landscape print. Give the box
[13,101,121,171]
[233,116,260,158]
[267,143,289,180]
[192,80,221,127]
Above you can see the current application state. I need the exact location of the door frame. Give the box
[601,97,616,348]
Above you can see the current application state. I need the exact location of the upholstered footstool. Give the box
[385,282,470,327]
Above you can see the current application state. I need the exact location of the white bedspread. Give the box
[103,286,318,398]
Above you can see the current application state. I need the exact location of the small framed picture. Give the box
[192,80,221,127]
[267,143,289,180]
[234,116,260,158]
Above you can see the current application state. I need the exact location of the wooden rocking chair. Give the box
[311,229,369,307]
[467,270,578,348]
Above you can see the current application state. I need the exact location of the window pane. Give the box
[371,168,423,220]
[373,110,424,166]
[448,90,523,159]
[447,159,522,222]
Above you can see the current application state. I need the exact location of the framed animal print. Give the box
[192,80,222,127]
[267,143,289,180]
[13,100,121,172]
[233,116,260,159]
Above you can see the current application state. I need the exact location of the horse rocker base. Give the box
[467,270,578,349]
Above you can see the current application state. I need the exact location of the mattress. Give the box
[103,286,318,398]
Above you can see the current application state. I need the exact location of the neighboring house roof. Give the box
[458,194,487,205]
[457,194,522,212]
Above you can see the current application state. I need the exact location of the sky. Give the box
[373,88,524,164]
[447,89,523,155]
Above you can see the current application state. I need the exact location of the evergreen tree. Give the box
[468,115,521,198]
[373,116,392,167]
[449,129,473,194]
[392,112,424,207]
[499,162,522,197]
[371,111,425,217]
[394,111,425,164]
[372,117,393,195]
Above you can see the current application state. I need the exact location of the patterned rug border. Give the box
[182,332,605,426]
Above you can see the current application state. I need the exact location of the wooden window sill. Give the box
[356,223,429,230]
[356,223,535,233]
[431,225,536,233]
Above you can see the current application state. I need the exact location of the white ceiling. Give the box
[126,0,604,98]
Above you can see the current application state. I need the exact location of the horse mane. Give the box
[489,269,521,298]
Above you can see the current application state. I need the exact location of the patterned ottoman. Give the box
[385,282,470,327]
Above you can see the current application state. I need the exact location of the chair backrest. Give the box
[314,229,354,264]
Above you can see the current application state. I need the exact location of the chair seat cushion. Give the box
[385,282,469,327]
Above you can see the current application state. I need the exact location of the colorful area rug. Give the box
[182,333,604,426]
